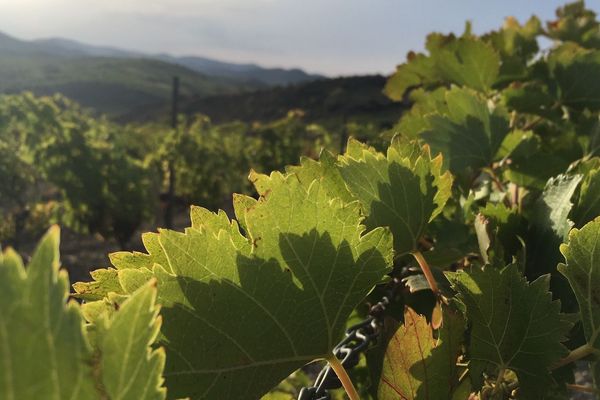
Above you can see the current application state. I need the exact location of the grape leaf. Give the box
[432,38,500,93]
[393,87,448,139]
[532,174,582,241]
[446,265,572,398]
[285,149,354,204]
[420,87,510,178]
[81,172,393,399]
[526,174,583,282]
[501,82,557,119]
[72,267,124,301]
[572,164,600,227]
[483,16,541,84]
[421,217,479,269]
[377,307,465,400]
[500,131,569,190]
[384,37,499,101]
[384,52,438,101]
[337,136,452,255]
[558,217,600,349]
[547,1,600,49]
[550,43,600,110]
[476,203,526,267]
[497,130,537,160]
[0,227,166,400]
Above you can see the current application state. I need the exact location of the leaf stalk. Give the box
[492,368,506,395]
[326,353,360,400]
[551,344,595,370]
[566,383,599,394]
[412,250,439,294]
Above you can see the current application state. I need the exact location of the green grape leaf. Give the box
[285,150,354,203]
[505,153,571,191]
[432,38,500,93]
[91,172,393,399]
[483,16,541,84]
[446,265,572,398]
[526,174,583,278]
[500,131,570,190]
[547,1,600,49]
[92,280,166,400]
[550,43,600,110]
[393,87,448,139]
[0,227,166,400]
[496,129,537,160]
[384,53,438,101]
[377,307,465,400]
[530,173,582,239]
[572,164,600,227]
[338,136,452,255]
[385,37,499,101]
[420,87,510,177]
[558,217,600,349]
[72,267,124,301]
[501,82,556,119]
[422,217,479,269]
[476,203,526,267]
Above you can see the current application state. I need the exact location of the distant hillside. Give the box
[123,75,405,131]
[157,55,323,86]
[0,32,248,117]
[34,37,140,58]
[34,35,323,87]
[0,31,324,118]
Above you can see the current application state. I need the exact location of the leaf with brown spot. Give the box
[378,307,464,400]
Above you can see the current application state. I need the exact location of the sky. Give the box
[0,0,598,76]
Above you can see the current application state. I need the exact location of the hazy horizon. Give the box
[0,0,596,76]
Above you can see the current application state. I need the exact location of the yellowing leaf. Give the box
[378,307,465,400]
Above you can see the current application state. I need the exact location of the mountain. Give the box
[0,31,323,117]
[0,32,248,117]
[32,34,323,86]
[156,55,323,86]
[33,37,141,58]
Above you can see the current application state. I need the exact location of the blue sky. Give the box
[0,0,598,75]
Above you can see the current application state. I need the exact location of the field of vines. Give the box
[3,1,600,399]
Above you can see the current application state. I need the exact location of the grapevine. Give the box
[2,2,600,400]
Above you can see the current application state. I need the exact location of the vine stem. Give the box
[493,368,506,395]
[326,353,360,400]
[566,384,599,394]
[551,344,595,370]
[412,250,439,294]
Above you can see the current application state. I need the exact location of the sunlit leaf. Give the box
[421,87,510,177]
[0,227,166,400]
[338,137,452,255]
[81,171,393,399]
[558,217,600,350]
